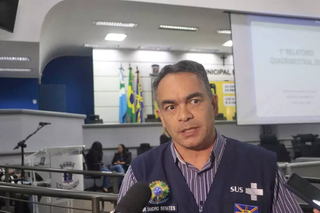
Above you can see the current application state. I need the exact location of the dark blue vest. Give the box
[131,137,277,213]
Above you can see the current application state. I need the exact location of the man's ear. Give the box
[157,109,166,128]
[211,94,219,116]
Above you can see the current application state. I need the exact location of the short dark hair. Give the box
[153,60,212,104]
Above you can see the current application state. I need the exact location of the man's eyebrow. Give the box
[185,92,203,101]
[160,92,204,107]
[161,99,176,107]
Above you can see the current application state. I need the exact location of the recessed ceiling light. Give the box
[189,48,219,53]
[217,29,231,34]
[139,46,171,51]
[159,25,199,31]
[0,68,32,72]
[93,21,137,28]
[83,44,120,48]
[105,33,127,41]
[222,40,233,47]
[0,57,30,61]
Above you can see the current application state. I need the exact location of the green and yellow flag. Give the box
[135,68,144,123]
[127,66,135,123]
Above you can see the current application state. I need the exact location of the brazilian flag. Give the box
[127,66,135,123]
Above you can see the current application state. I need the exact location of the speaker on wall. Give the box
[0,0,19,33]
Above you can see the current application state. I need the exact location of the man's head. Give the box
[153,60,219,150]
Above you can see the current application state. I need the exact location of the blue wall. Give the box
[0,78,39,109]
[41,56,94,119]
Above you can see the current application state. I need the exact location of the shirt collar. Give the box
[170,130,226,165]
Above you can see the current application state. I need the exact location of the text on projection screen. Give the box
[231,14,320,125]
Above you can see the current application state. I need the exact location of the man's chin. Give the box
[181,141,203,150]
[177,138,213,150]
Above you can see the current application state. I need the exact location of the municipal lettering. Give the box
[206,69,232,75]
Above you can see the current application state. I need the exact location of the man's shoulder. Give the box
[226,136,276,159]
[131,143,170,168]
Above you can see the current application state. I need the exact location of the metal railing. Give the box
[0,164,124,192]
[0,164,125,178]
[0,164,124,211]
[0,182,118,213]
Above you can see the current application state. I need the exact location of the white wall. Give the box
[0,111,85,153]
[93,49,234,123]
[83,122,261,149]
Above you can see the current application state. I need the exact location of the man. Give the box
[119,60,306,212]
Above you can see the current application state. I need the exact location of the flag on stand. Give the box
[135,67,144,123]
[127,65,135,123]
[119,66,127,123]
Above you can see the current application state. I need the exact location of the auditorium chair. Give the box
[137,143,152,156]
[82,149,102,191]
[86,114,103,124]
[291,134,320,158]
[259,134,291,162]
[232,112,237,121]
[291,138,302,159]
[123,149,132,172]
[215,113,227,120]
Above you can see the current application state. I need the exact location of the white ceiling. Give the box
[0,0,319,79]
[0,0,232,78]
[40,0,232,71]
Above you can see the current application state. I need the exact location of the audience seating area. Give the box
[291,134,320,158]
[259,134,291,162]
[82,137,320,195]
[137,143,152,156]
[259,133,320,162]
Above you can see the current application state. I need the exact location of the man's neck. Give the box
[174,132,216,170]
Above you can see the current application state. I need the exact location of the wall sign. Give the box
[206,69,233,75]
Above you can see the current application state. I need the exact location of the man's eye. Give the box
[165,105,175,111]
[190,99,200,104]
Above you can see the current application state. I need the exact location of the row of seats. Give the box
[259,135,291,162]
[291,134,320,158]
[259,134,320,162]
[82,143,153,191]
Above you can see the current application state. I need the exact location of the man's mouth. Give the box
[181,127,199,133]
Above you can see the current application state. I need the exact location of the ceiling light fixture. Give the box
[216,29,232,34]
[105,33,127,41]
[0,57,30,61]
[139,46,171,51]
[159,25,199,31]
[189,48,219,53]
[93,21,137,28]
[83,44,120,48]
[0,68,32,72]
[222,40,233,47]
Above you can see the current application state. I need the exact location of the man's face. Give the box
[157,72,218,150]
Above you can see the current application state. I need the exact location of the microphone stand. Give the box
[13,124,47,179]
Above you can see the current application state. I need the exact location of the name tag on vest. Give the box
[142,205,177,212]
